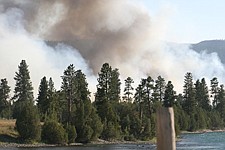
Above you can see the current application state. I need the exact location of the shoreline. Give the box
[1,130,224,148]
[181,129,225,134]
[0,139,155,148]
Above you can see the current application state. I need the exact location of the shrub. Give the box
[66,124,77,144]
[16,102,41,143]
[42,120,67,144]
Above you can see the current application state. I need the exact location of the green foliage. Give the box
[77,125,93,143]
[37,76,49,120]
[13,60,34,119]
[42,120,67,144]
[7,61,225,144]
[95,63,121,103]
[13,60,33,103]
[123,77,134,102]
[141,118,151,140]
[16,102,41,143]
[154,76,166,103]
[163,81,176,107]
[89,107,103,140]
[102,120,120,141]
[66,124,77,144]
[0,78,11,118]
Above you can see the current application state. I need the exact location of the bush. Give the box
[42,120,67,144]
[76,125,93,143]
[16,102,41,143]
[66,124,77,144]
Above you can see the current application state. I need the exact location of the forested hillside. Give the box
[191,40,225,64]
[1,60,225,144]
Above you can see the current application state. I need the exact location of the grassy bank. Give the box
[0,119,18,144]
[0,119,155,147]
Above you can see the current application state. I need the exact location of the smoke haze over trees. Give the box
[0,0,224,97]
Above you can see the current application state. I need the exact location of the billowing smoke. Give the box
[0,0,224,97]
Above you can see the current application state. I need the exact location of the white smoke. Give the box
[0,8,96,97]
[0,0,224,98]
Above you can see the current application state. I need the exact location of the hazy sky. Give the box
[143,0,225,43]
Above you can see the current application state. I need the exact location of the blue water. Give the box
[2,132,225,150]
[177,132,225,150]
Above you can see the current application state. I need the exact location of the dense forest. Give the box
[0,60,225,144]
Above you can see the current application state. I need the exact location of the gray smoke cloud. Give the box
[0,0,224,96]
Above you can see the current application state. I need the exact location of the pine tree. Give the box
[183,72,197,131]
[13,60,33,102]
[0,78,11,118]
[12,60,40,142]
[123,77,134,102]
[95,63,112,102]
[210,77,219,109]
[95,63,121,103]
[47,77,59,120]
[163,81,176,107]
[37,76,49,119]
[143,76,154,116]
[195,78,211,111]
[183,72,196,115]
[216,84,225,121]
[109,68,121,103]
[16,102,41,143]
[13,60,34,118]
[134,83,145,121]
[154,76,166,103]
[61,64,76,124]
[74,70,90,103]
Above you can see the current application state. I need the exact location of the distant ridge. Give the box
[45,40,225,64]
[191,40,225,64]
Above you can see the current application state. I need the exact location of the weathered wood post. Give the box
[157,107,176,150]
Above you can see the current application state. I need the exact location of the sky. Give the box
[142,0,225,43]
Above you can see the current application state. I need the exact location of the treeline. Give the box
[0,60,225,144]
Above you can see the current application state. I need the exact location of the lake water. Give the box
[2,132,225,150]
[177,131,225,149]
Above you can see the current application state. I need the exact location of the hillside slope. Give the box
[191,40,225,64]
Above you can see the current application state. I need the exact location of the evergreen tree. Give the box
[74,70,90,103]
[123,77,134,102]
[37,76,49,119]
[163,81,176,107]
[142,76,154,116]
[47,77,59,120]
[183,72,196,115]
[109,68,121,103]
[183,72,197,131]
[41,120,67,144]
[216,84,225,121]
[0,78,11,118]
[154,76,166,103]
[61,64,77,124]
[195,78,211,111]
[13,60,34,118]
[94,63,121,140]
[95,63,112,102]
[95,63,121,103]
[134,83,145,121]
[13,60,33,103]
[210,77,219,109]
[89,107,103,140]
[141,118,152,140]
[16,102,41,143]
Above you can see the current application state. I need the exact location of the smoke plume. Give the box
[0,0,224,97]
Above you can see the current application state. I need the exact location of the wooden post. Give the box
[157,107,176,150]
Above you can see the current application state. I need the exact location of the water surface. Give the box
[2,132,225,150]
